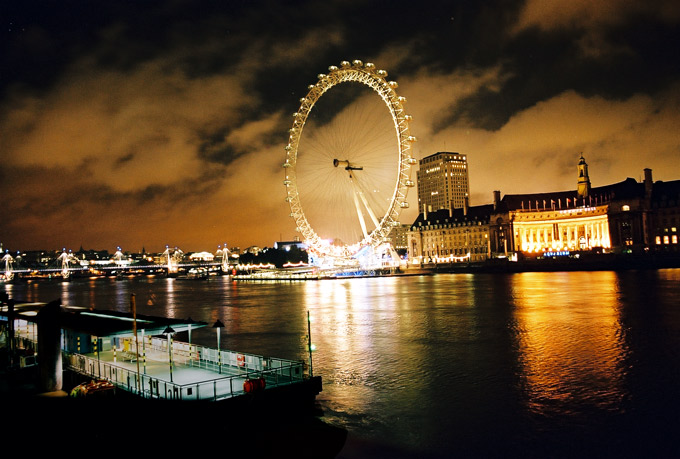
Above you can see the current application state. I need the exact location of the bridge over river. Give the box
[1,246,234,281]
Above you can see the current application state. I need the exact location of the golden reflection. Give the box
[511,272,628,416]
[164,278,177,318]
[209,279,239,334]
[88,279,97,310]
[302,278,401,396]
[60,279,71,306]
[658,268,680,283]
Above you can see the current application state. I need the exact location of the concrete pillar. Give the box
[6,298,15,366]
[567,225,572,248]
[37,300,62,392]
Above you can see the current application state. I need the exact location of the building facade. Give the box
[497,163,667,255]
[407,202,506,264]
[407,156,680,264]
[648,178,680,250]
[416,152,470,213]
[387,223,411,255]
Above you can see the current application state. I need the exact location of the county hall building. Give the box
[407,156,680,264]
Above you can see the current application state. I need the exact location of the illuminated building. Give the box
[416,152,470,213]
[501,196,612,253]
[274,238,307,251]
[188,251,215,262]
[649,179,680,250]
[407,156,680,263]
[407,200,504,263]
[243,246,262,255]
[387,224,410,254]
[498,162,680,255]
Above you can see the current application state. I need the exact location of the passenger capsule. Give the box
[405,114,413,121]
[365,62,375,69]
[328,65,338,72]
[340,60,351,67]
[308,84,315,90]
[407,135,417,142]
[317,73,326,79]
[377,69,388,77]
[398,96,407,103]
[352,59,363,66]
[388,81,398,88]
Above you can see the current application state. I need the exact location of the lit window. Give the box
[622,205,630,211]
[664,235,670,244]
[673,235,678,244]
[656,236,662,245]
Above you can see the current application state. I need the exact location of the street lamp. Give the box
[186,317,195,362]
[213,320,224,374]
[163,325,175,382]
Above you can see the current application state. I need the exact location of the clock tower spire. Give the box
[577,154,591,197]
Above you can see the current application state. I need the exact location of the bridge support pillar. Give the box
[37,301,63,392]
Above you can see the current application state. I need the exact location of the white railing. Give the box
[63,343,305,401]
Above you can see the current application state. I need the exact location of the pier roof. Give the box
[2,301,207,337]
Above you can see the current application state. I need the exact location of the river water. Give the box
[5,270,680,458]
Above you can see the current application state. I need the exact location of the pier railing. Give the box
[63,340,305,401]
[136,337,303,376]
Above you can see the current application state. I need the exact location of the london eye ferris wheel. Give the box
[283,60,417,264]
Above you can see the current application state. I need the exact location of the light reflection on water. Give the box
[511,272,629,418]
[4,270,680,457]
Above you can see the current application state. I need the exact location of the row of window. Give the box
[423,247,487,256]
[656,235,679,244]
[415,221,486,230]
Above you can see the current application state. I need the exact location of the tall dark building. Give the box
[416,152,470,213]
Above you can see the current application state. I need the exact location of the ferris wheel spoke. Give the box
[361,193,381,230]
[351,181,370,240]
[350,174,381,230]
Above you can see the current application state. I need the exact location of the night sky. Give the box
[2,0,679,252]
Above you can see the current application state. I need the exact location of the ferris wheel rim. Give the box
[283,60,416,258]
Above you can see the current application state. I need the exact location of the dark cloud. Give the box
[1,0,679,251]
[198,133,243,166]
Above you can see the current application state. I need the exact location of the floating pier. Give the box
[1,298,346,457]
[1,300,321,406]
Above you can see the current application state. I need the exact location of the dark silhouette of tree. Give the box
[239,247,308,268]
